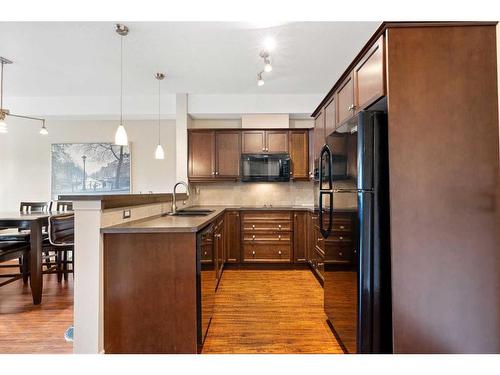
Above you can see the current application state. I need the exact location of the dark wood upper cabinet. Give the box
[242,131,266,153]
[266,130,288,153]
[215,131,241,178]
[354,35,385,112]
[224,210,241,263]
[314,109,325,159]
[324,97,336,138]
[242,130,288,154]
[336,72,355,126]
[188,130,215,180]
[289,130,309,180]
[293,211,307,263]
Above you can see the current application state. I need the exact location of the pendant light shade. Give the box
[115,124,128,145]
[154,72,166,160]
[155,144,165,159]
[114,24,129,146]
[0,118,7,133]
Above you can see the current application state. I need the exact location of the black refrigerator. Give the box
[316,111,392,354]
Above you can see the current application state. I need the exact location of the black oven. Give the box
[241,154,291,182]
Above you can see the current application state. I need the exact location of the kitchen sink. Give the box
[163,209,214,217]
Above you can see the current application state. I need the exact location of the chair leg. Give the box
[19,256,23,274]
[56,252,63,282]
[22,253,30,284]
[63,250,68,281]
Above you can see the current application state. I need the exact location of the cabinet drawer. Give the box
[243,244,291,262]
[333,221,352,233]
[242,211,292,221]
[201,245,213,262]
[243,232,291,243]
[243,221,292,232]
[326,244,355,263]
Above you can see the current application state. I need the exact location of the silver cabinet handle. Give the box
[204,251,207,255]
[278,224,282,229]
[317,238,323,242]
[215,171,218,175]
[262,148,266,151]
[212,171,215,175]
[290,171,293,175]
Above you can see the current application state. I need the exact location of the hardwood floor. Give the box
[0,266,73,354]
[202,269,343,354]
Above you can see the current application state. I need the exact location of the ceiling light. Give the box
[114,24,129,146]
[264,58,273,72]
[263,37,276,51]
[257,72,265,87]
[155,72,166,160]
[39,121,48,135]
[0,56,46,135]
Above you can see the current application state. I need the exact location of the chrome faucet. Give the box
[171,181,190,214]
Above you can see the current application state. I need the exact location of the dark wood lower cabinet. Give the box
[293,211,307,262]
[224,210,240,263]
[103,232,198,354]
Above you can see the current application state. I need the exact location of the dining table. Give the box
[0,211,56,304]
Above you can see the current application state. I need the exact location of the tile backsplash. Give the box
[191,181,314,206]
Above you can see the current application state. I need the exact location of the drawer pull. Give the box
[252,235,256,240]
[204,251,207,255]
[317,238,323,242]
[278,250,282,255]
[318,262,324,267]
[252,250,256,255]
[339,236,344,240]
[339,252,343,256]
[278,235,281,240]
[278,225,282,230]
[340,225,345,229]
[252,224,255,229]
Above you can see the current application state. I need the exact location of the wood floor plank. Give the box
[0,268,73,354]
[202,269,343,354]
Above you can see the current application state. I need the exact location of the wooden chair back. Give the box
[20,201,51,213]
[53,201,73,212]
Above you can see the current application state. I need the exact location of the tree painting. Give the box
[51,143,131,199]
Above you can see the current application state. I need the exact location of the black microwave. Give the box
[241,154,291,182]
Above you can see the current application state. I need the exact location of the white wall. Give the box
[0,118,177,211]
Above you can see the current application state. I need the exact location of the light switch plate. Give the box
[123,210,131,219]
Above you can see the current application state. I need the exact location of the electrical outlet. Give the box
[123,210,131,219]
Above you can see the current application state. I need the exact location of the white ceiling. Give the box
[0,22,381,98]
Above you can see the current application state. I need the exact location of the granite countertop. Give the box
[100,205,357,234]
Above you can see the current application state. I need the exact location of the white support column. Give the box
[72,200,103,354]
[176,93,189,182]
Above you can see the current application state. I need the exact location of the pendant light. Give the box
[154,73,165,160]
[0,56,47,134]
[114,24,129,146]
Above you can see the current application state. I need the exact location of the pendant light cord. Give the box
[120,35,123,126]
[158,78,161,145]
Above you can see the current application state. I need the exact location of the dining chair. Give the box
[53,201,73,213]
[43,213,74,282]
[0,241,30,287]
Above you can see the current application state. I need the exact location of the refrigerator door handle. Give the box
[319,191,333,238]
[319,144,333,190]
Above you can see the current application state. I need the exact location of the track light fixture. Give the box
[0,56,47,135]
[257,72,265,87]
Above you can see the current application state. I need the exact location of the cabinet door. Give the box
[354,35,385,112]
[215,131,241,178]
[215,219,225,282]
[324,97,336,138]
[188,130,215,180]
[293,211,307,263]
[289,130,309,180]
[242,131,265,154]
[266,130,289,153]
[224,210,241,263]
[314,110,325,159]
[336,72,354,125]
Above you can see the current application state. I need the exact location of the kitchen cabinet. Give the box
[353,35,385,112]
[214,216,225,284]
[241,211,292,263]
[324,97,336,138]
[313,109,325,159]
[242,130,288,154]
[289,130,309,180]
[188,130,215,180]
[224,210,240,263]
[336,72,355,126]
[188,130,241,182]
[293,211,307,263]
[215,131,241,178]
